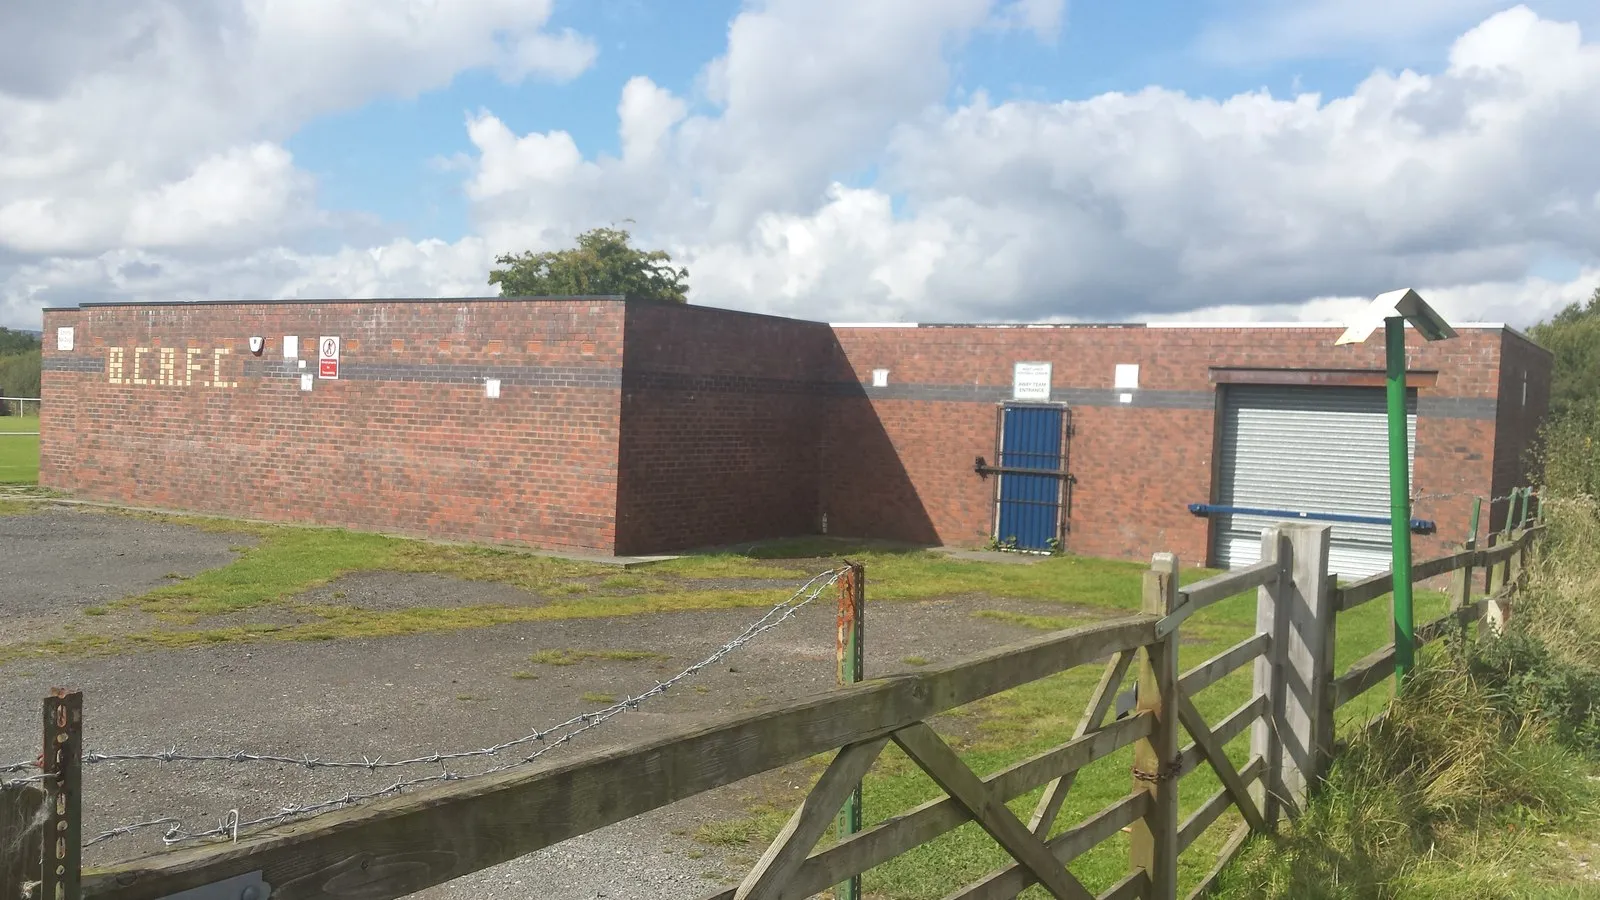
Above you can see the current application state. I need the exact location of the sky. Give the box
[2,0,1599,330]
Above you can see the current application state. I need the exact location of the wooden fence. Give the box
[7,522,1542,900]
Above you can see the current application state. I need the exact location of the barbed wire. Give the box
[1409,489,1536,505]
[76,567,845,848]
[6,569,844,780]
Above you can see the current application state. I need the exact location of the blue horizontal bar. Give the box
[1188,503,1434,534]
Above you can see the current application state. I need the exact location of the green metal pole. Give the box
[1386,317,1416,684]
[835,563,864,900]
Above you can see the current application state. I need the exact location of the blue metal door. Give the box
[995,405,1066,551]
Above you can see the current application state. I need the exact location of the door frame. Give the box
[989,402,1073,552]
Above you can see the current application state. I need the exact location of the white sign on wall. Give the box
[284,335,299,359]
[300,373,313,392]
[1012,362,1052,401]
[1114,364,1140,390]
[318,336,340,379]
[56,327,74,351]
[871,368,889,387]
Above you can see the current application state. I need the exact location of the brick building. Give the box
[40,297,1548,574]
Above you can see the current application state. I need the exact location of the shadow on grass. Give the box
[698,535,932,560]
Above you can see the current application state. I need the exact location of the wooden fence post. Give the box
[1282,524,1335,810]
[2,781,45,899]
[1250,524,1335,825]
[1130,553,1180,900]
[1452,497,1482,612]
[1481,532,1505,635]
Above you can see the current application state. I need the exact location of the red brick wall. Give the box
[613,303,835,554]
[41,299,626,553]
[826,325,1515,565]
[39,297,1539,566]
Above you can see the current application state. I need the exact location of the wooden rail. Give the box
[1157,558,1279,638]
[1179,633,1270,696]
[15,519,1539,900]
[86,618,1157,900]
[1332,597,1494,708]
[1336,526,1543,613]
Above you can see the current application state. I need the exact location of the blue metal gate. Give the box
[994,405,1068,552]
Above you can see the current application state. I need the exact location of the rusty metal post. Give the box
[834,562,865,900]
[42,690,82,900]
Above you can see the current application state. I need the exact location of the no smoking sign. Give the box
[319,336,340,379]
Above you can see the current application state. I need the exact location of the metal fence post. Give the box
[1453,497,1482,612]
[42,689,82,900]
[1131,553,1179,900]
[834,562,865,900]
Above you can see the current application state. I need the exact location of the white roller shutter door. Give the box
[1214,385,1415,578]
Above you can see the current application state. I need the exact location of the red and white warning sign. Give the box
[318,336,340,379]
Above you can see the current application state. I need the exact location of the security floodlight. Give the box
[1335,288,1458,345]
[1332,288,1458,687]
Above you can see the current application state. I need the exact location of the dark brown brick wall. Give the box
[41,299,625,553]
[614,303,833,554]
[1489,329,1554,534]
[825,325,1535,565]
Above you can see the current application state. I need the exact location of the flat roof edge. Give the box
[1145,321,1513,330]
[44,295,627,312]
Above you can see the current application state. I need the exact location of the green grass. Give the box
[527,648,665,666]
[10,499,1565,894]
[55,514,1186,643]
[580,692,617,704]
[0,414,38,484]
[686,579,1453,899]
[1210,500,1600,898]
[1212,650,1600,900]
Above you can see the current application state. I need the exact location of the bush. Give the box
[0,350,39,399]
[1213,648,1597,899]
[1468,630,1600,756]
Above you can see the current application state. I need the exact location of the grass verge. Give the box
[0,414,38,484]
[690,581,1446,899]
[527,648,665,666]
[1214,498,1600,899]
[0,518,1242,657]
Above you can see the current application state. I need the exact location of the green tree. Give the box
[0,328,39,355]
[489,226,689,302]
[0,351,39,398]
[1529,285,1600,420]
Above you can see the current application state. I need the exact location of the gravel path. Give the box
[0,508,1113,899]
[0,507,252,640]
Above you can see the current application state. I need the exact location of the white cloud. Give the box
[125,144,314,249]
[1195,0,1600,66]
[3,1,1600,339]
[991,0,1067,41]
[0,0,593,319]
[618,77,687,164]
[658,5,1600,324]
[1148,266,1600,327]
